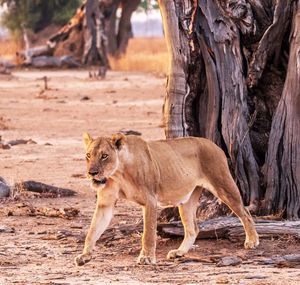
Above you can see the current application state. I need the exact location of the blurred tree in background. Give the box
[0,0,81,36]
[139,0,158,11]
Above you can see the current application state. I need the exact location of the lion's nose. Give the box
[88,171,98,176]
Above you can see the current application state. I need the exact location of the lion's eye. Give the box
[101,154,108,161]
[86,153,91,160]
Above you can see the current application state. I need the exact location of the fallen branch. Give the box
[16,45,53,64]
[7,139,37,146]
[157,217,300,241]
[14,181,77,197]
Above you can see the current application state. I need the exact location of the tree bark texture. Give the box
[159,0,192,138]
[159,0,300,218]
[263,2,300,220]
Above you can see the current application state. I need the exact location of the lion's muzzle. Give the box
[92,177,107,186]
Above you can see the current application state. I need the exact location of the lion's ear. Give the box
[83,132,93,151]
[111,133,126,150]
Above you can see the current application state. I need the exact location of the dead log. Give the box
[14,181,76,197]
[28,55,81,68]
[157,217,300,241]
[16,45,53,64]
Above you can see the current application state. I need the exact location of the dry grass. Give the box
[0,36,169,74]
[0,39,20,62]
[109,37,169,75]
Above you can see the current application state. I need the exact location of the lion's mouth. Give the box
[92,177,107,185]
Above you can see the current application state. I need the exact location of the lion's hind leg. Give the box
[212,178,259,249]
[167,187,202,260]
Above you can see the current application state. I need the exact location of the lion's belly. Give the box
[157,190,194,208]
[156,174,198,207]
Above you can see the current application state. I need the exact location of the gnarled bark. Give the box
[263,2,300,220]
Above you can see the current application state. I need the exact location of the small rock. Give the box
[80,96,90,101]
[0,226,15,233]
[216,277,230,284]
[0,143,10,149]
[0,179,10,198]
[217,256,242,267]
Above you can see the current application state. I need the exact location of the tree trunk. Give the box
[106,0,122,55]
[106,0,141,57]
[158,0,300,219]
[159,0,192,138]
[82,0,109,76]
[263,2,300,220]
[115,0,140,56]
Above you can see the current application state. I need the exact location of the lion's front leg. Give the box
[75,182,119,266]
[75,204,114,266]
[138,199,157,265]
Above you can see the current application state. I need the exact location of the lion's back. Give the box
[124,136,227,177]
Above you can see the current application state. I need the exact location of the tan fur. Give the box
[75,133,259,266]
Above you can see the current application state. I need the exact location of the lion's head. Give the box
[83,133,125,188]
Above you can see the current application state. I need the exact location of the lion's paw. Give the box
[167,249,185,260]
[75,253,92,266]
[137,253,156,265]
[244,237,259,249]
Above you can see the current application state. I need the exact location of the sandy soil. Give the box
[0,70,299,285]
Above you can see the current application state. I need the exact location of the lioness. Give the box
[75,133,259,266]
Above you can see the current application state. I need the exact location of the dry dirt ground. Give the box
[0,70,299,285]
